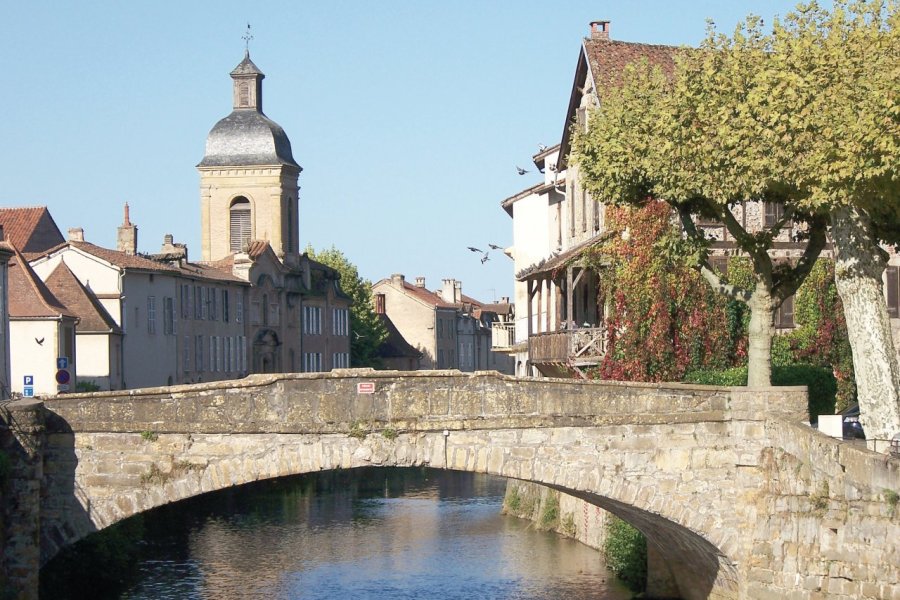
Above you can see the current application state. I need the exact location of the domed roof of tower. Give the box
[198,51,300,170]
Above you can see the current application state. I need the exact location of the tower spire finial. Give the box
[242,23,253,55]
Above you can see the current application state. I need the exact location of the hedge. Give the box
[683,364,836,423]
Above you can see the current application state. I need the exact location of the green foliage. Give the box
[74,380,100,393]
[810,481,830,513]
[504,486,521,513]
[539,493,559,530]
[139,430,158,442]
[348,420,367,439]
[885,489,899,516]
[603,516,647,593]
[685,364,837,422]
[39,516,145,599]
[381,427,398,441]
[305,245,389,368]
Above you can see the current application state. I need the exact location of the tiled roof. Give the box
[247,240,272,259]
[0,207,65,256]
[402,282,457,309]
[43,261,121,333]
[8,248,74,319]
[180,260,246,284]
[583,38,678,87]
[559,37,680,169]
[516,232,612,281]
[67,241,181,272]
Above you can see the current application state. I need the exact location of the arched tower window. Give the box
[230,197,251,253]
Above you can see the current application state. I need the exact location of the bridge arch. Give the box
[28,370,883,600]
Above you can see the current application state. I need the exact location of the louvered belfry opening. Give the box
[230,197,251,253]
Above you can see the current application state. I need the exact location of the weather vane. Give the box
[242,23,253,52]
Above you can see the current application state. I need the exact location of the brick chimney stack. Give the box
[415,277,426,288]
[67,228,84,242]
[590,20,611,40]
[117,202,138,256]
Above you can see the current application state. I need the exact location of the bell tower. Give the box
[197,49,301,262]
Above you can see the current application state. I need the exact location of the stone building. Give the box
[501,21,822,378]
[0,229,12,398]
[371,275,513,373]
[197,50,351,373]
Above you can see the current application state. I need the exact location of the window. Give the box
[238,83,250,107]
[887,266,899,318]
[262,294,269,326]
[208,288,218,321]
[764,202,785,228]
[236,294,244,324]
[304,306,322,334]
[251,300,261,325]
[333,308,349,336]
[303,352,322,372]
[774,295,795,329]
[239,336,247,372]
[180,285,191,319]
[269,302,281,326]
[195,335,204,371]
[438,319,443,339]
[183,335,191,371]
[147,296,156,334]
[164,297,176,335]
[230,197,251,253]
[333,352,350,369]
[222,290,230,322]
[438,349,445,368]
[209,336,217,372]
[194,285,203,319]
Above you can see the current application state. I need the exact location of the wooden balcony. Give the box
[491,323,516,349]
[528,327,606,366]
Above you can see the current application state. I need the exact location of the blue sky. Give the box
[2,1,814,302]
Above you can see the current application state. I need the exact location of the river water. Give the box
[44,468,631,599]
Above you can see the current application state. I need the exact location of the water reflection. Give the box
[109,468,630,599]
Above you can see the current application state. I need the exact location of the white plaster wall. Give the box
[121,273,178,388]
[372,280,440,368]
[10,320,59,396]
[76,334,114,390]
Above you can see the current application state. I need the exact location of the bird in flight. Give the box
[467,246,483,253]
[516,166,529,175]
[488,243,503,250]
[538,143,548,152]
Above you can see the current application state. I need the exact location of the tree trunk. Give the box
[746,285,775,387]
[831,205,900,451]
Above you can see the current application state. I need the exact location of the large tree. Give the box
[770,0,900,446]
[572,22,828,387]
[305,246,387,368]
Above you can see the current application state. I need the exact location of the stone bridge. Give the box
[1,370,898,599]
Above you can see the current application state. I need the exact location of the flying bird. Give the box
[488,243,503,250]
[481,254,490,264]
[467,246,483,253]
[538,143,548,152]
[35,337,44,345]
[516,166,529,175]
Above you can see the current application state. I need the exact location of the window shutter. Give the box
[230,209,251,253]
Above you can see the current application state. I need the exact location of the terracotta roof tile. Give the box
[67,241,181,272]
[8,248,74,319]
[44,261,121,333]
[0,207,65,255]
[583,38,679,87]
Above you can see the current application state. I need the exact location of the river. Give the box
[41,468,631,599]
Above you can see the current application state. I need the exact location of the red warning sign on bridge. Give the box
[357,382,376,394]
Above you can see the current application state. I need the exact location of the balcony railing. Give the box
[528,327,606,365]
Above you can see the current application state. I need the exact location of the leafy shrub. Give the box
[604,516,646,593]
[684,364,836,422]
[75,380,101,393]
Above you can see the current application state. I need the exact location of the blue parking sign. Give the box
[23,387,34,397]
[24,375,33,385]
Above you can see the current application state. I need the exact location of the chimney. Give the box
[501,296,510,304]
[68,228,84,242]
[117,202,138,256]
[441,279,461,304]
[159,234,188,261]
[590,20,611,40]
[374,293,386,315]
[415,276,426,288]
[390,273,406,289]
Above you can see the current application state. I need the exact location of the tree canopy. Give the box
[305,245,387,368]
